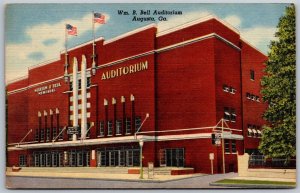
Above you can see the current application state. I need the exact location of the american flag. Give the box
[66,24,77,36]
[94,13,105,24]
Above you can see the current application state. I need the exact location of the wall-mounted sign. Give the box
[34,82,61,95]
[101,60,148,80]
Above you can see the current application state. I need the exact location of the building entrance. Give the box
[160,148,185,167]
[97,146,140,167]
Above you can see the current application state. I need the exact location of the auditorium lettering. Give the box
[34,82,61,95]
[101,61,148,80]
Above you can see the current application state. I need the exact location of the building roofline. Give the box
[28,57,60,71]
[6,75,28,86]
[240,37,268,57]
[63,36,105,54]
[156,14,240,37]
[103,23,157,45]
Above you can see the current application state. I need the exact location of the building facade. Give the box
[6,15,267,174]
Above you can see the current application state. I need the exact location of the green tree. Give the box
[259,4,296,159]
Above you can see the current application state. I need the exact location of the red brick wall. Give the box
[241,41,268,150]
[156,38,217,131]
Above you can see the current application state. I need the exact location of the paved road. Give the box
[6,173,237,189]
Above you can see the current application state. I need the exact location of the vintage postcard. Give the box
[5,3,296,189]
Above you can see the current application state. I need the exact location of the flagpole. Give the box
[92,11,96,75]
[64,24,69,82]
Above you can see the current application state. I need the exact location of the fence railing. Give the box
[248,155,296,169]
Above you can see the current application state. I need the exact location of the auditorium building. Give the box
[6,15,267,174]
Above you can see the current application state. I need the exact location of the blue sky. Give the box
[5,3,289,82]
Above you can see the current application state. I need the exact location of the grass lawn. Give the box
[215,179,296,186]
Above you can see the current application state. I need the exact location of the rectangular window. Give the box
[223,84,229,92]
[225,140,230,153]
[46,128,50,141]
[87,77,91,87]
[58,128,63,140]
[135,116,142,132]
[19,155,27,167]
[40,129,44,141]
[35,130,39,142]
[231,109,236,122]
[224,107,231,121]
[231,140,237,153]
[69,81,73,91]
[247,124,253,137]
[250,70,255,80]
[107,121,113,136]
[86,123,91,138]
[125,117,131,134]
[116,120,122,135]
[78,79,81,89]
[230,87,236,94]
[98,121,104,137]
[52,127,57,140]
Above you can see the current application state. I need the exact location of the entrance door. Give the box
[77,151,83,166]
[34,153,40,167]
[52,152,58,167]
[165,148,185,167]
[119,150,125,166]
[83,150,90,167]
[109,151,116,166]
[69,150,76,167]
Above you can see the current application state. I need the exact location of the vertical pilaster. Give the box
[72,57,78,141]
[81,55,87,140]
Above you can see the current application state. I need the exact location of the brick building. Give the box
[6,15,267,174]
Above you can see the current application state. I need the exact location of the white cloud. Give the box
[157,11,213,32]
[6,13,110,83]
[241,26,277,54]
[224,15,241,28]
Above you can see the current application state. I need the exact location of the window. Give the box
[230,87,236,94]
[246,92,251,99]
[231,109,236,122]
[86,123,91,138]
[35,130,39,142]
[135,116,142,132]
[46,128,50,141]
[126,117,131,134]
[19,155,27,167]
[224,107,236,122]
[58,128,63,140]
[224,107,231,121]
[116,120,122,135]
[107,121,113,136]
[250,70,255,80]
[78,79,81,89]
[256,96,260,102]
[98,121,104,137]
[52,127,57,140]
[40,129,44,141]
[225,140,230,153]
[246,92,260,103]
[87,77,91,87]
[247,124,253,137]
[231,140,237,153]
[69,81,73,91]
[223,84,229,92]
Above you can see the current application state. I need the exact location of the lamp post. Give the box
[139,140,144,179]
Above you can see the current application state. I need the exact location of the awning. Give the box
[257,130,261,134]
[248,128,253,133]
[225,112,230,115]
[252,129,257,134]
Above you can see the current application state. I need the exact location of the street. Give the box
[6,173,237,189]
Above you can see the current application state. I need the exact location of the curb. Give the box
[209,182,296,189]
[7,173,207,183]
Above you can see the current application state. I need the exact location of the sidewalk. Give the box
[232,176,296,183]
[6,168,207,182]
